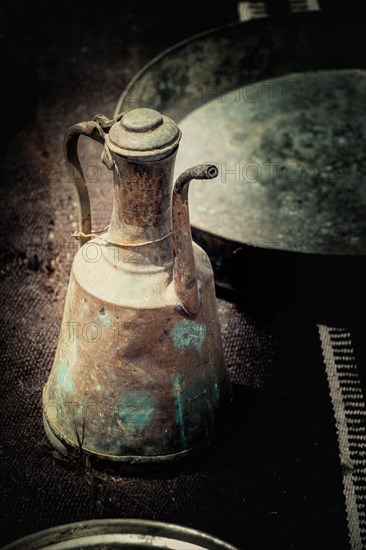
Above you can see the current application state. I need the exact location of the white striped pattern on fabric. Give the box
[318,326,366,550]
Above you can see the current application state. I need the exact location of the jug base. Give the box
[43,411,205,467]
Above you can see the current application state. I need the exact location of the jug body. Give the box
[43,241,228,460]
[43,108,231,463]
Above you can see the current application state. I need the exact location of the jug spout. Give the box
[173,164,218,315]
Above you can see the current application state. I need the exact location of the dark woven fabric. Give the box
[0,2,358,549]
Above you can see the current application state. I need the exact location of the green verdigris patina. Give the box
[172,375,187,449]
[57,359,74,393]
[118,391,156,432]
[171,319,206,354]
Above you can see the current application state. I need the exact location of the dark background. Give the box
[0,1,363,548]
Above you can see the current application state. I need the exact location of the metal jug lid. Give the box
[107,108,181,160]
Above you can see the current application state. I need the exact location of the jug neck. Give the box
[104,150,177,265]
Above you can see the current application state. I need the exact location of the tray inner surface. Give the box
[176,69,366,255]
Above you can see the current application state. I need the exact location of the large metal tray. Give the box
[115,13,366,316]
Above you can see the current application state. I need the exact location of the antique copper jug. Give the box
[43,108,231,464]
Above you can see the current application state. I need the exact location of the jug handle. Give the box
[64,114,122,246]
[172,164,218,316]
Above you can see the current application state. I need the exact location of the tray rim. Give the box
[1,518,239,550]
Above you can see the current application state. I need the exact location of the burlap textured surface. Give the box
[0,1,359,548]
